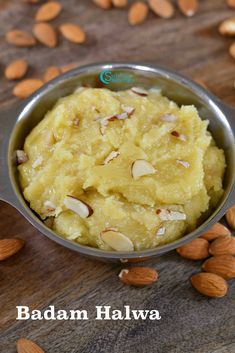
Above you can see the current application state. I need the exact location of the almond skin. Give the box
[0,238,24,261]
[191,272,228,298]
[35,1,62,22]
[128,1,149,25]
[17,338,45,353]
[43,66,61,82]
[177,0,198,17]
[59,23,86,44]
[13,79,44,99]
[202,255,235,280]
[112,0,127,7]
[226,205,235,229]
[200,223,230,241]
[5,30,36,47]
[176,238,210,260]
[5,59,28,80]
[92,0,112,9]
[209,236,235,256]
[148,0,175,19]
[33,23,57,48]
[119,267,158,286]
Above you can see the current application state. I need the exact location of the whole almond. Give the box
[5,30,36,47]
[35,1,62,22]
[191,272,228,297]
[17,338,44,353]
[219,18,235,36]
[33,23,57,48]
[209,236,235,256]
[43,66,61,82]
[200,223,230,241]
[176,238,209,260]
[119,267,158,286]
[177,0,198,17]
[226,205,235,229]
[202,255,235,280]
[59,23,86,44]
[5,59,28,80]
[227,0,235,9]
[0,238,24,261]
[112,0,127,7]
[13,79,43,99]
[148,0,175,19]
[93,0,112,9]
[128,2,149,25]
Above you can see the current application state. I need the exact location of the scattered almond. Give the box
[16,150,28,164]
[176,238,209,260]
[101,229,134,251]
[128,2,149,25]
[13,79,43,99]
[5,59,28,80]
[43,66,61,82]
[229,42,235,59]
[59,23,86,44]
[33,23,57,48]
[112,0,127,7]
[200,223,230,241]
[61,62,77,73]
[5,30,36,47]
[202,255,235,280]
[227,0,235,9]
[177,0,198,17]
[64,196,93,218]
[131,159,156,180]
[156,208,186,221]
[17,338,45,353]
[219,18,235,36]
[35,1,62,22]
[0,238,25,261]
[92,0,112,9]
[226,205,235,229]
[209,236,235,256]
[191,272,228,298]
[148,0,175,19]
[119,267,158,286]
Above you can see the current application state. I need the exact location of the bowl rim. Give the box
[7,61,235,260]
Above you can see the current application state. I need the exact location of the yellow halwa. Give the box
[18,87,226,251]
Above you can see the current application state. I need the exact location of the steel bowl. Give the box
[0,62,234,262]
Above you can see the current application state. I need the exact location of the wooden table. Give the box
[0,1,234,352]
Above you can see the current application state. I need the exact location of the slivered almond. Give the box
[148,0,175,19]
[202,255,235,280]
[17,338,45,353]
[227,0,235,9]
[5,30,36,47]
[93,0,112,9]
[160,113,177,122]
[64,196,93,218]
[131,86,148,96]
[156,226,165,237]
[16,150,28,164]
[101,229,134,251]
[156,208,186,221]
[131,159,156,180]
[43,66,61,82]
[112,0,127,7]
[32,156,43,168]
[177,0,198,17]
[33,23,57,48]
[209,236,235,256]
[191,273,228,298]
[128,2,149,25]
[5,59,28,80]
[176,160,190,168]
[119,267,158,286]
[176,238,209,260]
[200,223,230,241]
[104,151,120,164]
[13,79,43,99]
[219,18,235,36]
[0,238,25,261]
[60,23,86,44]
[226,205,235,229]
[35,1,62,22]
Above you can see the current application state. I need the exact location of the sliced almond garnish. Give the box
[121,105,135,116]
[171,131,187,141]
[64,196,93,218]
[32,156,43,169]
[131,159,156,180]
[101,229,134,251]
[156,208,186,221]
[104,151,120,164]
[176,159,190,168]
[16,150,28,164]
[131,87,148,96]
[44,200,56,212]
[160,113,177,122]
[156,226,166,236]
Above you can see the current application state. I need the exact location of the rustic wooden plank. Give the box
[0,1,234,352]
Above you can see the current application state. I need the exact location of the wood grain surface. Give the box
[0,1,235,352]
